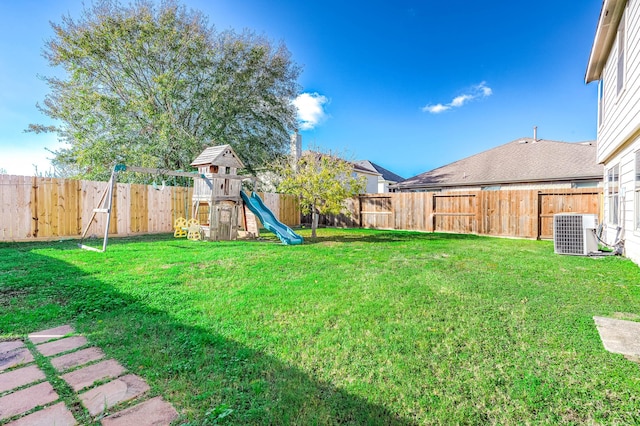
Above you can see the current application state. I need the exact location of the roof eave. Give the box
[357,170,382,177]
[585,0,627,83]
[398,175,603,190]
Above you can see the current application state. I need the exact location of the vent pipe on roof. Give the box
[533,126,538,142]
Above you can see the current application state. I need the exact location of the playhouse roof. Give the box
[191,144,245,169]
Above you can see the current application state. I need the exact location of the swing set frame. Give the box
[78,164,212,252]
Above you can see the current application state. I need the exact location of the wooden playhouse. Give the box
[190,144,249,241]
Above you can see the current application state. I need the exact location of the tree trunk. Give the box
[311,208,319,238]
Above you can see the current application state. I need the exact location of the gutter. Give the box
[395,176,603,191]
[585,0,627,83]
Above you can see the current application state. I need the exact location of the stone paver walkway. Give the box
[0,325,178,425]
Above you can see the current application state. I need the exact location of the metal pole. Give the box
[101,169,117,252]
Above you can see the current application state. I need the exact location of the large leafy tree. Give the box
[275,150,366,238]
[29,0,300,181]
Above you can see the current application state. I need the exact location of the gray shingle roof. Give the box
[397,138,602,190]
[352,161,380,175]
[354,160,404,182]
[301,151,387,176]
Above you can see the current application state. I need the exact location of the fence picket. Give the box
[310,189,602,240]
[0,175,602,241]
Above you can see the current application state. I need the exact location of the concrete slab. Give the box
[5,402,76,426]
[0,382,58,421]
[61,359,126,392]
[79,374,150,416]
[101,397,178,426]
[593,316,640,357]
[51,347,106,372]
[35,336,88,357]
[0,346,34,372]
[0,365,45,393]
[28,325,75,344]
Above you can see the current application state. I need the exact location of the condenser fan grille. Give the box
[553,214,598,255]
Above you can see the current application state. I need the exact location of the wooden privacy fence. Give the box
[313,189,602,240]
[0,175,300,242]
[0,174,600,241]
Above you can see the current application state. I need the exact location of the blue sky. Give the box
[0,1,602,179]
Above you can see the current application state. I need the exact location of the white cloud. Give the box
[293,92,329,130]
[422,81,493,114]
[421,103,450,114]
[477,81,493,96]
[450,94,473,107]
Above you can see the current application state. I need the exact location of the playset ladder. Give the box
[243,204,260,238]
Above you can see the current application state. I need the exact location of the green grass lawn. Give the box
[1,228,640,424]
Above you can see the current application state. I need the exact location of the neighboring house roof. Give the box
[300,150,382,176]
[585,0,627,83]
[397,138,602,190]
[352,162,381,176]
[191,144,245,169]
[354,160,405,182]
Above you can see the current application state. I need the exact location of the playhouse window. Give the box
[209,165,218,174]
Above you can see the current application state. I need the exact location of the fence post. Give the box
[431,193,437,232]
[475,192,483,235]
[31,176,39,238]
[536,191,542,240]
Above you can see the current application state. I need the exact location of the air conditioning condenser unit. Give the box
[553,213,599,255]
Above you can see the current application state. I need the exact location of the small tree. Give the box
[275,150,366,238]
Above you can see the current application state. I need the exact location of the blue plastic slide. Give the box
[241,191,304,245]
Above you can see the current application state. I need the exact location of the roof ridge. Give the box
[399,137,601,188]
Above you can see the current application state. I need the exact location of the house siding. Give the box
[602,135,640,264]
[377,178,389,193]
[367,176,379,193]
[630,136,640,264]
[598,1,640,164]
[377,177,401,193]
[354,171,381,194]
[594,0,640,264]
